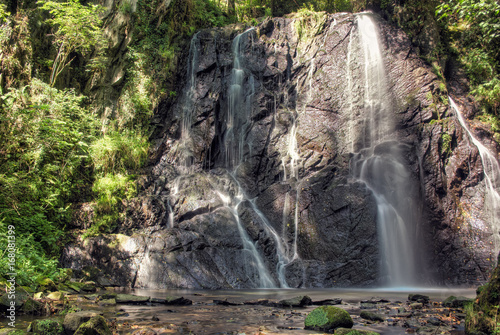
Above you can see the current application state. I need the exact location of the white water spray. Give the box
[350,13,421,287]
[449,97,500,256]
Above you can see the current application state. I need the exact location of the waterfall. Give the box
[179,32,200,172]
[224,28,255,168]
[449,97,500,258]
[216,28,292,288]
[349,13,421,287]
[216,188,276,288]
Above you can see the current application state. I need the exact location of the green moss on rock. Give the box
[305,306,353,332]
[28,319,63,335]
[74,315,111,335]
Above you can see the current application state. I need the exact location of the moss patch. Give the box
[305,306,353,332]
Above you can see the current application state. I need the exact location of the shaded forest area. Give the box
[0,0,499,288]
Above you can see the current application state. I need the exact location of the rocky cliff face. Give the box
[62,12,499,288]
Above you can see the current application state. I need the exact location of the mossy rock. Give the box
[37,278,57,292]
[21,298,43,314]
[81,281,97,293]
[0,291,30,310]
[279,295,312,307]
[335,328,380,335]
[28,319,63,334]
[74,315,111,335]
[304,306,353,332]
[66,282,84,293]
[443,295,472,308]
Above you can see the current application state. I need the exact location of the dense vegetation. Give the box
[0,0,499,289]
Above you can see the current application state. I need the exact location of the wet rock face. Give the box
[63,13,497,288]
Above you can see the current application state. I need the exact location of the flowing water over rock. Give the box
[449,97,500,259]
[63,12,500,288]
[349,13,422,287]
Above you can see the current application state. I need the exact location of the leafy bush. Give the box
[90,131,149,175]
[437,0,500,113]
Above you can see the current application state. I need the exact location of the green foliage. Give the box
[37,0,106,86]
[0,78,99,286]
[0,224,63,286]
[440,132,452,157]
[0,3,10,22]
[292,5,327,42]
[437,0,500,113]
[90,131,149,175]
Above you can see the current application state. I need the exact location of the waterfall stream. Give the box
[349,13,421,287]
[449,97,500,258]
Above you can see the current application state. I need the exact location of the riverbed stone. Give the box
[360,311,385,322]
[73,315,111,335]
[115,294,150,304]
[21,298,43,314]
[46,291,65,301]
[335,328,380,335]
[314,298,343,305]
[304,306,354,332]
[443,295,472,308]
[63,311,102,334]
[98,298,116,306]
[279,295,312,307]
[408,294,429,304]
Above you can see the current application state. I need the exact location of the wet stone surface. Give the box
[3,289,474,335]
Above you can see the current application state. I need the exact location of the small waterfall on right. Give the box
[349,13,422,287]
[449,97,500,258]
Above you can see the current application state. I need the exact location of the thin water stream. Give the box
[449,97,500,258]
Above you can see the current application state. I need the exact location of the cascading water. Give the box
[349,13,421,287]
[216,28,291,288]
[179,32,200,171]
[449,97,500,257]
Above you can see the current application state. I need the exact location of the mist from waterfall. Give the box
[349,13,422,287]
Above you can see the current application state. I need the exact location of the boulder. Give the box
[443,296,472,308]
[0,291,29,311]
[304,306,353,332]
[63,311,102,334]
[21,298,43,314]
[74,315,111,335]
